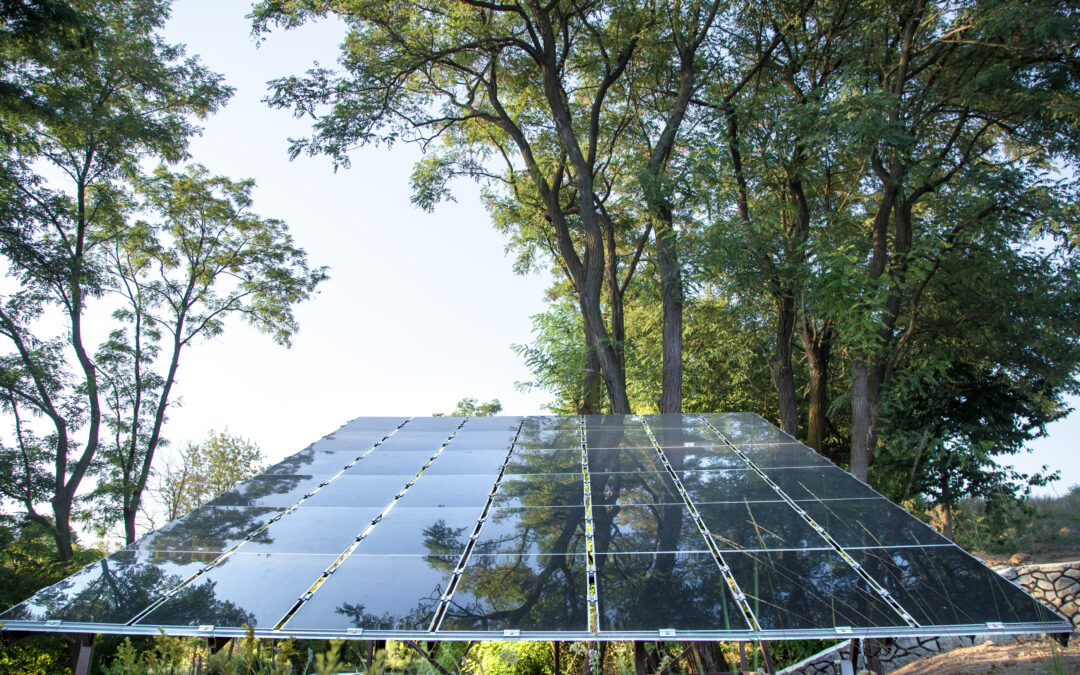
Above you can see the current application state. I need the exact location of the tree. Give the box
[254,0,694,414]
[0,0,231,561]
[91,164,326,544]
[436,397,503,417]
[154,430,265,522]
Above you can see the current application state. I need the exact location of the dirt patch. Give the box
[887,636,1079,675]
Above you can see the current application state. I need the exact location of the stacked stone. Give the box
[996,561,1080,631]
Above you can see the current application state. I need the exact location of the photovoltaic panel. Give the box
[1,413,1069,642]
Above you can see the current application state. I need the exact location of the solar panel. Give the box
[1,413,1069,642]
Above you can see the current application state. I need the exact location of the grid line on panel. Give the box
[274,418,472,630]
[580,417,600,634]
[429,418,526,632]
[696,414,922,630]
[125,418,413,627]
[639,418,760,633]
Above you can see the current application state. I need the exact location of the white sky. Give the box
[156,1,1077,495]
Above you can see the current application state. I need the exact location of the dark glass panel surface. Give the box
[440,554,587,632]
[400,417,466,432]
[659,446,744,471]
[447,431,518,451]
[300,475,410,508]
[710,419,795,445]
[585,427,653,449]
[376,431,454,453]
[342,451,433,476]
[340,417,409,433]
[700,412,761,426]
[591,471,681,506]
[461,417,522,432]
[725,550,907,630]
[134,506,278,553]
[265,445,365,476]
[639,414,712,430]
[697,502,823,551]
[763,467,879,501]
[206,475,324,508]
[0,550,212,623]
[596,552,748,632]
[677,470,776,504]
[474,506,587,556]
[591,504,708,554]
[423,450,507,476]
[585,414,639,427]
[284,555,457,631]
[740,444,832,468]
[852,547,1064,626]
[504,448,581,474]
[138,553,338,628]
[245,507,384,554]
[586,448,664,474]
[799,499,950,549]
[650,427,721,447]
[358,507,480,555]
[494,473,584,509]
[394,474,497,508]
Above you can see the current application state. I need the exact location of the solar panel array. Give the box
[1,414,1069,641]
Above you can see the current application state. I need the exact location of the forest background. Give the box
[0,0,1078,672]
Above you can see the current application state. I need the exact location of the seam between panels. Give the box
[580,416,600,634]
[695,414,921,630]
[639,418,760,633]
[428,417,527,632]
[273,417,473,630]
[125,418,413,627]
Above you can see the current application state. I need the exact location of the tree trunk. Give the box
[769,294,798,435]
[581,347,604,415]
[53,499,74,563]
[802,323,832,452]
[123,506,138,544]
[850,359,873,482]
[654,217,683,414]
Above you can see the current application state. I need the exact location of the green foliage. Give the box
[155,430,265,521]
[467,641,556,675]
[435,397,503,417]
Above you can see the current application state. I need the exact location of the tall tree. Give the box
[154,430,264,522]
[834,0,1080,480]
[254,0,684,414]
[90,165,326,544]
[0,0,231,561]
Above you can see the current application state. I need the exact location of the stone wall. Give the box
[778,560,1079,674]
[996,561,1080,632]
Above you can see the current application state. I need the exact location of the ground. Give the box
[887,636,1079,675]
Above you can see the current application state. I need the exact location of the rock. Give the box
[1037,578,1055,591]
[1054,576,1080,593]
[1009,552,1031,566]
[1064,568,1080,581]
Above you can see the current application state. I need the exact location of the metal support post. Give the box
[70,634,95,675]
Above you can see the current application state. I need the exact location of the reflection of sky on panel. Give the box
[0,550,213,624]
[284,555,458,631]
[139,552,336,628]
[357,507,480,555]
